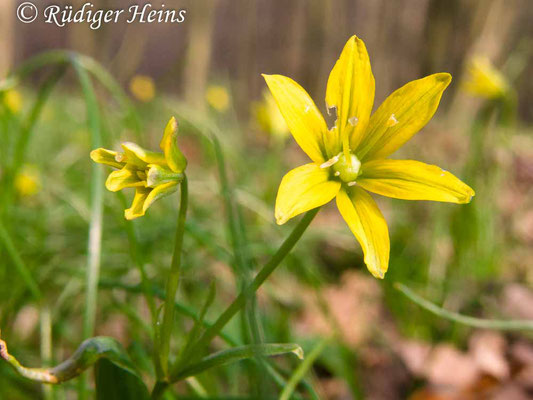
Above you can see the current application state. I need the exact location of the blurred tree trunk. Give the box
[422,0,462,75]
[110,25,150,82]
[68,0,99,58]
[0,0,15,78]
[287,0,307,78]
[237,0,258,107]
[183,0,218,110]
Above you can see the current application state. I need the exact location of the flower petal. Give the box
[336,187,389,279]
[263,74,328,163]
[160,117,187,173]
[125,187,150,220]
[326,35,375,151]
[322,126,343,160]
[105,166,145,192]
[357,73,452,161]
[90,148,124,169]
[142,181,179,213]
[358,159,475,203]
[275,163,340,225]
[121,142,166,169]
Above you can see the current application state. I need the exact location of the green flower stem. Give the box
[395,283,533,331]
[159,176,189,378]
[165,208,319,386]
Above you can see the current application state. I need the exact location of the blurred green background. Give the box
[0,0,532,399]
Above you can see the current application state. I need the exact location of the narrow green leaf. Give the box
[0,336,139,384]
[172,343,303,382]
[72,56,105,400]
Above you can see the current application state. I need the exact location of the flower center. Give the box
[332,152,361,183]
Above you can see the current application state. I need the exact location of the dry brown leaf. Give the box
[425,344,481,389]
[469,331,509,380]
[295,270,381,347]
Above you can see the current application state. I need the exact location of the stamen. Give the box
[348,116,359,126]
[347,181,357,186]
[320,155,340,169]
[115,153,125,162]
[386,114,399,127]
[334,171,340,177]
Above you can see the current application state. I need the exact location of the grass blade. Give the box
[172,343,303,382]
[72,58,104,399]
[395,283,533,331]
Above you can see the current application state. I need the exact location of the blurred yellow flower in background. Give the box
[3,89,22,114]
[15,165,41,197]
[129,75,156,102]
[206,85,230,112]
[462,57,510,100]
[264,35,474,279]
[91,117,186,220]
[253,89,289,140]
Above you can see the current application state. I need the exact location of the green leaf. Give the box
[0,336,142,384]
[171,343,303,382]
[95,358,150,400]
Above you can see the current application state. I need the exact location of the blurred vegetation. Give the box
[0,0,532,399]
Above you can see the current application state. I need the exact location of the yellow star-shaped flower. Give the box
[91,117,187,220]
[263,35,474,279]
[462,56,510,100]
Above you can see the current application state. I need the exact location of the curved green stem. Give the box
[159,176,189,377]
[169,209,318,382]
[395,283,533,331]
[0,336,137,384]
[150,208,318,399]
